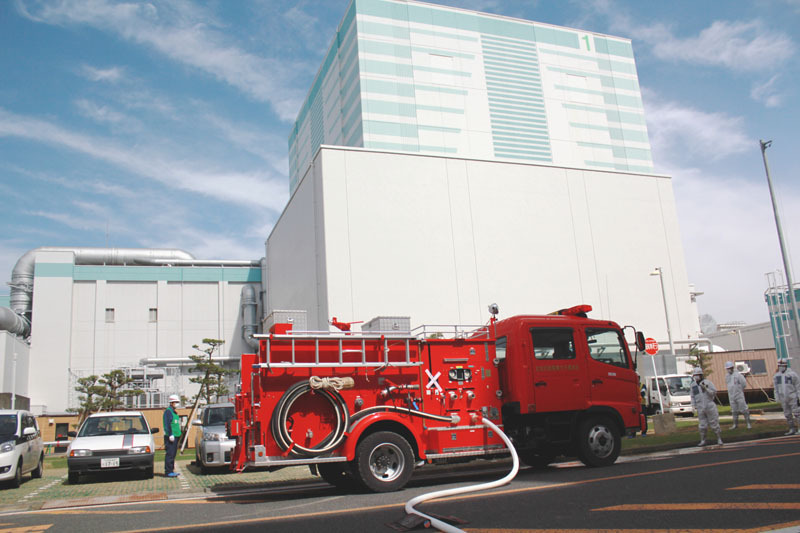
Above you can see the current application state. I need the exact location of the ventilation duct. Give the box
[241,284,259,351]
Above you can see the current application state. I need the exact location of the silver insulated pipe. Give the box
[241,284,259,350]
[4,247,195,337]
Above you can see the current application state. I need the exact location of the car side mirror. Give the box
[151,427,160,434]
[192,419,203,426]
[68,431,77,438]
[23,427,36,436]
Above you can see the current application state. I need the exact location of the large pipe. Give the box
[0,307,28,336]
[3,247,195,337]
[241,284,259,350]
[134,259,260,267]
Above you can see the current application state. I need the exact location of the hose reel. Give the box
[271,377,353,457]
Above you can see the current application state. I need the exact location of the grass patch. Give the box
[623,416,788,452]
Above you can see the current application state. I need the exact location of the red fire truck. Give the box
[229,305,646,492]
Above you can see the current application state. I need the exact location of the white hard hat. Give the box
[692,366,703,376]
[778,359,788,366]
[725,361,734,369]
[168,395,180,403]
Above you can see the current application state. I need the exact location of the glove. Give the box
[169,435,175,443]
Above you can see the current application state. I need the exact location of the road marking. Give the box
[44,510,156,515]
[16,476,66,504]
[462,519,800,532]
[595,502,800,511]
[0,526,52,532]
[729,484,800,490]
[109,450,800,533]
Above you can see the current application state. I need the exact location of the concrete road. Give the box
[0,434,798,532]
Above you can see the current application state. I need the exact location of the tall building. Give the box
[288,0,652,193]
[270,0,697,366]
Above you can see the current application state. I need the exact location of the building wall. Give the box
[26,251,260,414]
[268,146,695,344]
[289,0,651,193]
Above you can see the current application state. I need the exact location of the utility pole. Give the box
[760,140,800,360]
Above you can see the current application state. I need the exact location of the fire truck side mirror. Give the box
[636,332,646,352]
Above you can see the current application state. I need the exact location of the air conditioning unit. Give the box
[735,361,751,375]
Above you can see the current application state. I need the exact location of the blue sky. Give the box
[1,0,798,326]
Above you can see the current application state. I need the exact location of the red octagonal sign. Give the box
[645,337,659,355]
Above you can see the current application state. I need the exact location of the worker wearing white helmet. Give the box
[773,359,800,435]
[163,394,182,477]
[690,367,722,446]
[724,361,751,430]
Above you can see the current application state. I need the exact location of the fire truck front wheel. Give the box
[354,431,414,493]
[576,416,620,467]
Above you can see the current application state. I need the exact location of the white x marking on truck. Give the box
[425,369,443,392]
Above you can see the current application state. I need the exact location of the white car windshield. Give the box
[79,415,149,437]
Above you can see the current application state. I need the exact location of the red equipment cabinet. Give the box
[229,306,646,492]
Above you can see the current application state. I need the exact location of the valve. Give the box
[354,395,364,409]
[448,391,458,401]
[466,390,476,400]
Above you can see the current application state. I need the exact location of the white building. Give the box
[275,0,696,348]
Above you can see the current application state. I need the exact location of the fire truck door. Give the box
[584,327,638,416]
[528,327,586,413]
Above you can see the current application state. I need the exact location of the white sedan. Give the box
[67,411,159,484]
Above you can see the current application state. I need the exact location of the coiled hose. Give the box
[272,378,457,457]
[271,379,350,457]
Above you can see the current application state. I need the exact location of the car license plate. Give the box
[100,457,120,468]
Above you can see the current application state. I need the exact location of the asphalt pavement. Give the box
[0,411,790,514]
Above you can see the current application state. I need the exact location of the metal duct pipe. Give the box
[0,307,29,336]
[4,246,195,337]
[134,259,260,267]
[241,284,259,351]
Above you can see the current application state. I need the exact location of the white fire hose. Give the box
[404,417,520,533]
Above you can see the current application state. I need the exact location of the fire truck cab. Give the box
[229,305,645,492]
[494,305,644,468]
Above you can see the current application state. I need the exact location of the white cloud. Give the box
[670,165,800,324]
[0,107,288,212]
[642,90,751,166]
[582,2,794,73]
[74,99,132,126]
[18,0,304,121]
[79,64,125,83]
[750,75,784,108]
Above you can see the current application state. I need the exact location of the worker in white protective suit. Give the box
[725,361,751,429]
[690,367,723,446]
[773,359,800,435]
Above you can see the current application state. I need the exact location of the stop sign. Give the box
[645,337,659,355]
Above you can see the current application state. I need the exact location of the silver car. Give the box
[0,410,44,488]
[193,403,236,473]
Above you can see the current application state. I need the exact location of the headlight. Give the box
[203,432,223,441]
[70,449,92,457]
[128,446,151,454]
[0,441,14,453]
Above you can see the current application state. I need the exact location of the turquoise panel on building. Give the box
[34,264,261,283]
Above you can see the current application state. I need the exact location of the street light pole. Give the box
[651,267,675,373]
[760,140,800,360]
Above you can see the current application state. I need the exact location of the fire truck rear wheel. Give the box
[354,432,414,493]
[576,416,620,467]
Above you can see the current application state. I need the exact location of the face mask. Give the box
[727,368,733,374]
[780,367,787,373]
[694,375,701,382]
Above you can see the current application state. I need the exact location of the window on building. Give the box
[149,308,158,322]
[743,359,767,376]
[105,308,115,323]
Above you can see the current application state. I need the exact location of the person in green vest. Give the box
[163,395,182,477]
